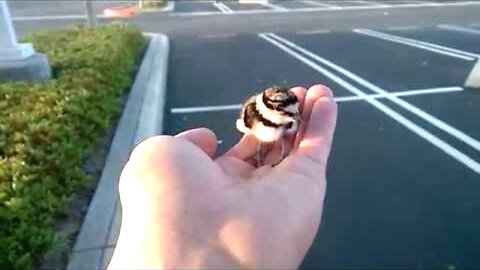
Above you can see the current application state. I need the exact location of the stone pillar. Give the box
[0,1,51,83]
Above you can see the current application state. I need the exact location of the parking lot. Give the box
[165,24,480,269]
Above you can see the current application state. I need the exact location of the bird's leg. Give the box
[256,141,264,167]
[272,135,288,167]
[280,137,287,161]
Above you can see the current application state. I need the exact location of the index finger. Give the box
[295,86,337,168]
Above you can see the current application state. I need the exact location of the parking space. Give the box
[383,26,480,55]
[164,23,480,268]
[167,35,352,108]
[400,91,480,152]
[302,99,480,269]
[279,30,475,92]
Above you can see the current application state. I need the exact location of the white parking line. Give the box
[335,86,464,102]
[296,29,331,35]
[300,1,342,9]
[405,0,431,3]
[354,29,477,61]
[171,86,463,113]
[260,32,480,173]
[171,1,480,18]
[198,33,237,39]
[259,1,289,11]
[172,104,241,114]
[437,24,480,35]
[351,0,390,7]
[213,2,234,13]
[268,32,480,152]
[386,26,420,31]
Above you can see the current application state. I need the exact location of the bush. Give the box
[0,24,146,270]
[140,0,166,9]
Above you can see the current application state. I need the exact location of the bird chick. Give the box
[236,86,301,166]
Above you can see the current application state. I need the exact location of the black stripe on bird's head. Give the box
[262,86,298,113]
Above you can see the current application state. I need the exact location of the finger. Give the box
[285,86,307,155]
[295,88,337,169]
[223,133,259,160]
[175,128,218,158]
[290,86,307,110]
[294,85,334,149]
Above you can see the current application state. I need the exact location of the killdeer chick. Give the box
[236,86,301,166]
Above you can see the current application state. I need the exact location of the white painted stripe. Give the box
[260,33,480,173]
[351,0,390,7]
[296,29,331,35]
[416,1,443,6]
[438,24,480,35]
[405,0,430,4]
[218,2,234,13]
[171,86,463,113]
[386,26,420,31]
[358,29,479,59]
[168,1,480,17]
[259,1,289,11]
[172,104,242,114]
[198,33,237,39]
[267,33,480,153]
[213,2,234,13]
[211,2,225,13]
[354,29,477,61]
[335,86,464,101]
[300,1,342,9]
[171,11,221,16]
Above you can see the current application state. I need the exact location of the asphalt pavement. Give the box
[8,1,480,269]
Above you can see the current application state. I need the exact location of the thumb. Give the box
[175,128,218,158]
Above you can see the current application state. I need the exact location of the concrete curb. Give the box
[162,1,175,13]
[66,33,169,270]
[465,59,480,89]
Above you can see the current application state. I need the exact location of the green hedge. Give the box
[0,25,146,270]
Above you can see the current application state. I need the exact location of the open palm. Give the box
[109,85,337,270]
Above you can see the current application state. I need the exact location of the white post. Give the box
[84,0,97,27]
[0,1,34,60]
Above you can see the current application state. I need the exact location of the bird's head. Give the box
[261,86,300,117]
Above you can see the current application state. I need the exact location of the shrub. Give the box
[0,24,146,270]
[140,0,166,9]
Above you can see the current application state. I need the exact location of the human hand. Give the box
[108,85,337,270]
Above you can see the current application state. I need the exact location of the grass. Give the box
[0,24,146,270]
